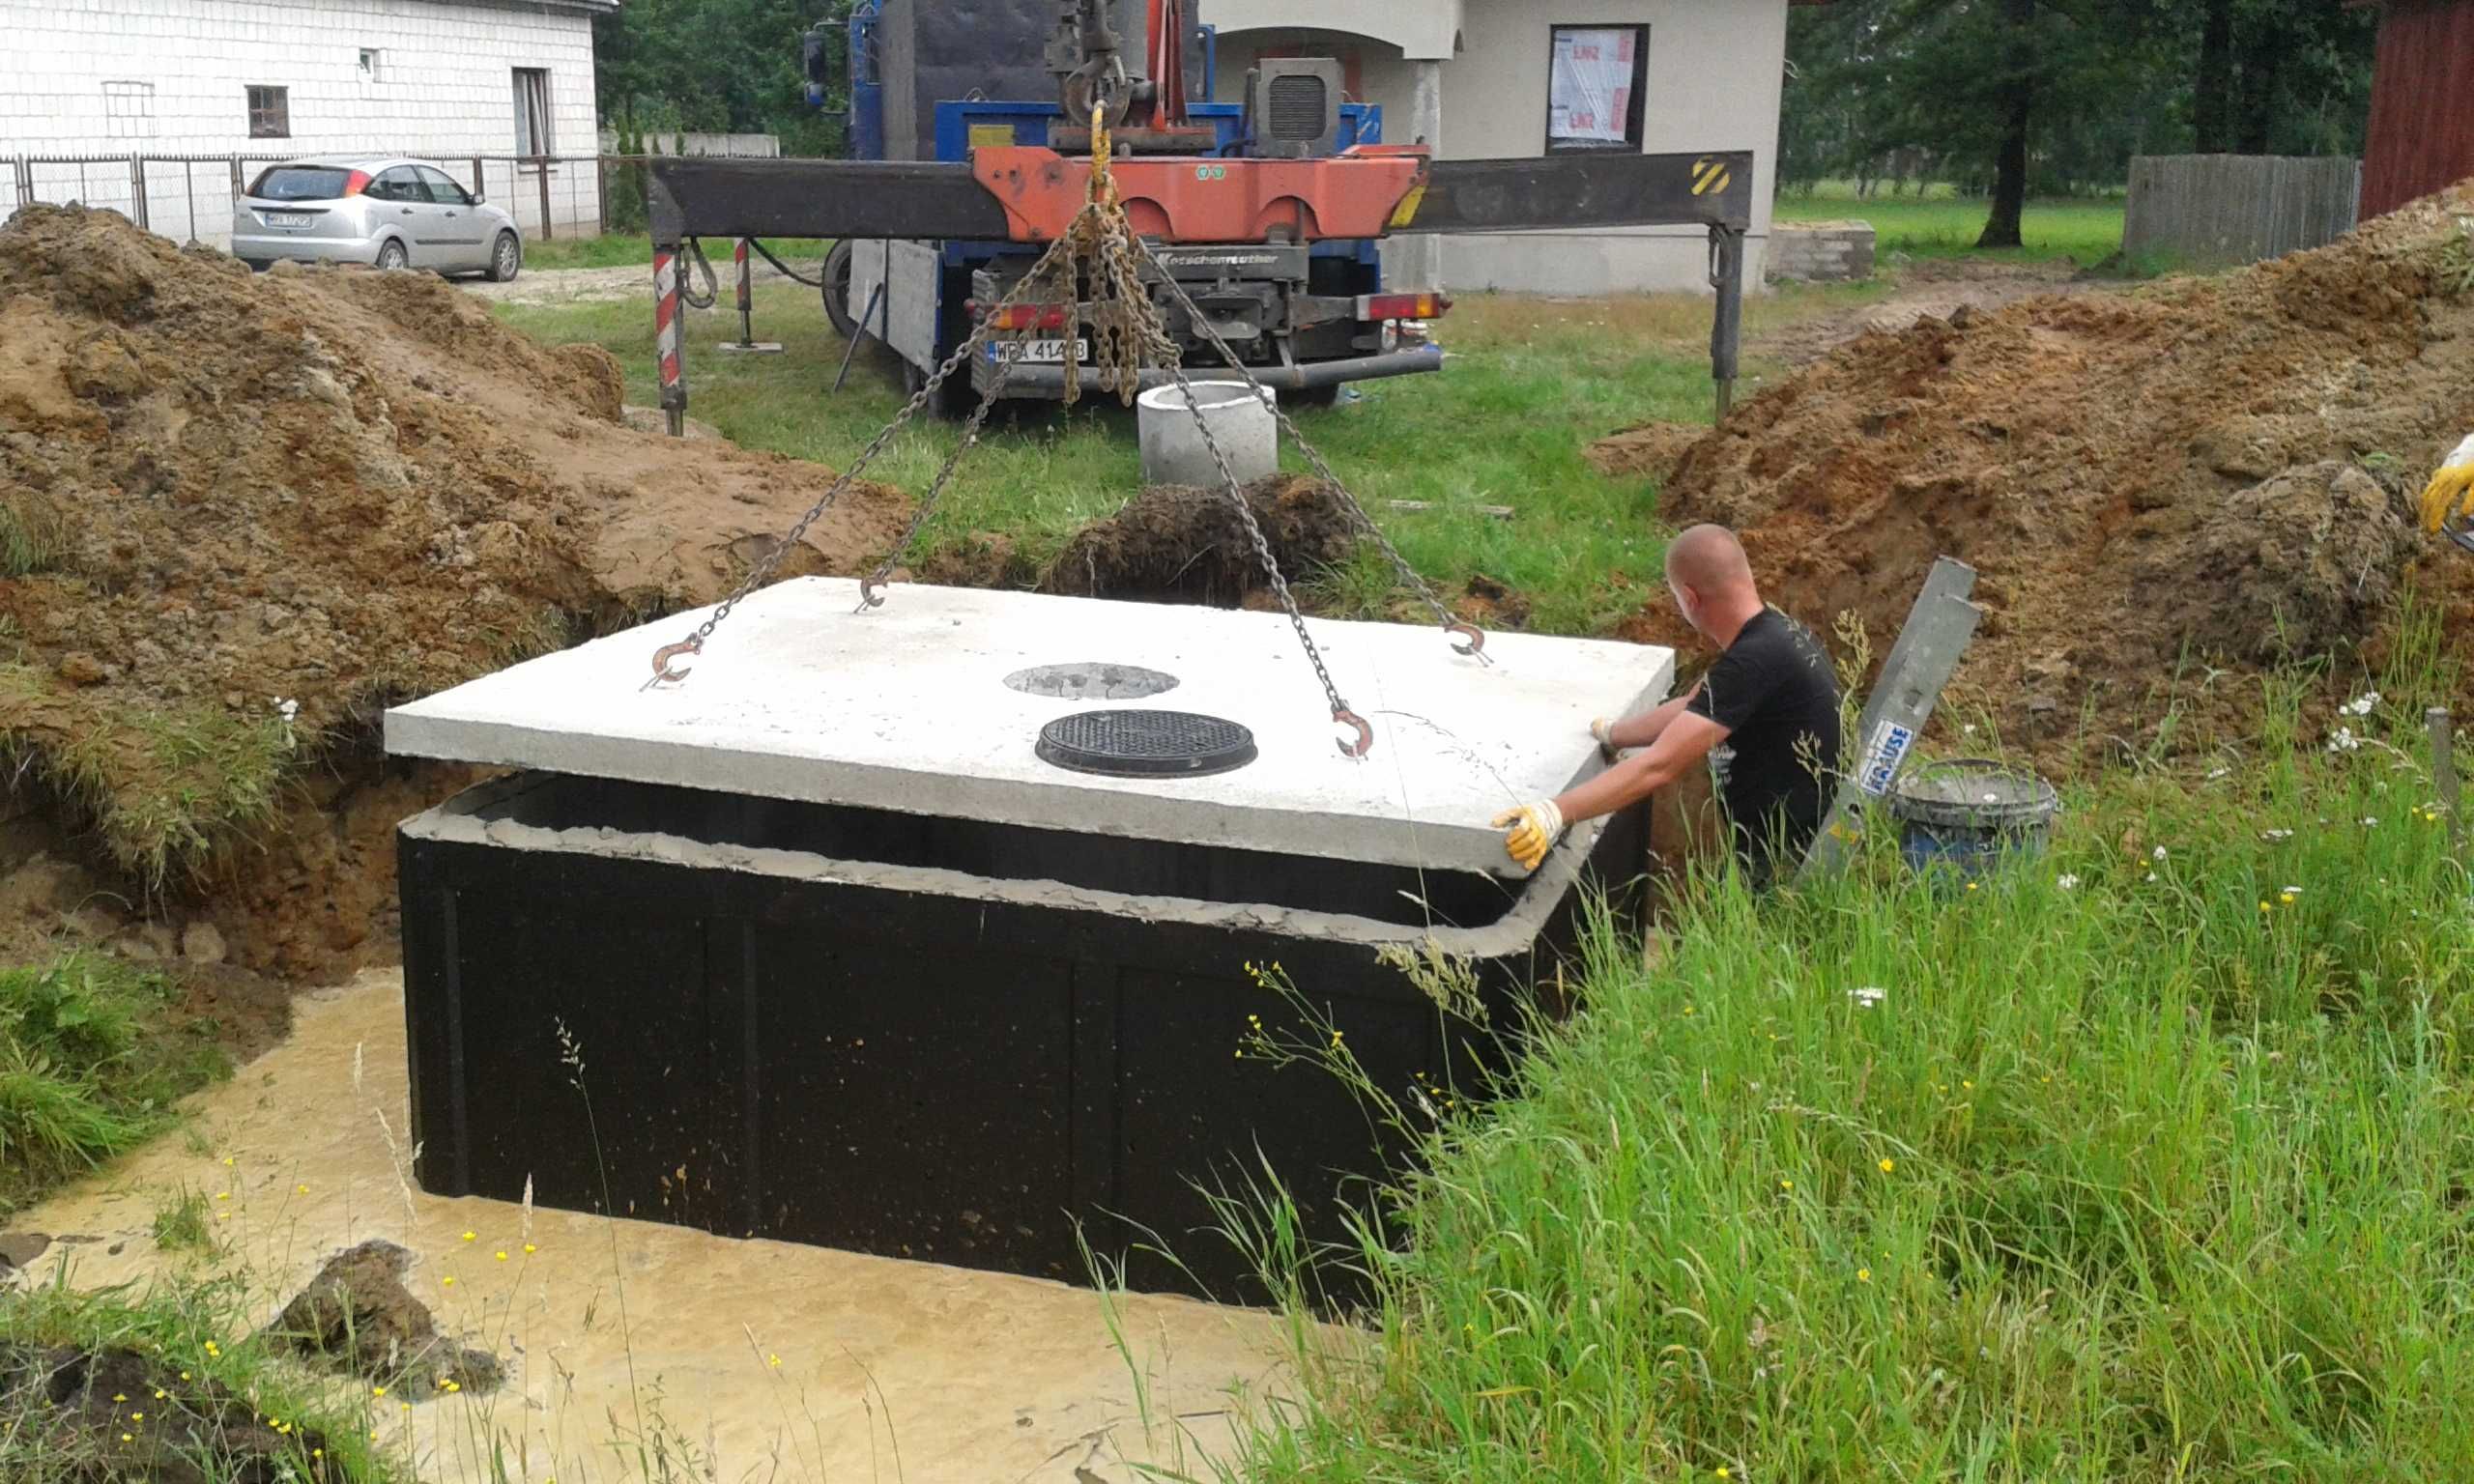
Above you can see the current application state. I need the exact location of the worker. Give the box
[1493,525,1841,889]
[2425,432,2474,543]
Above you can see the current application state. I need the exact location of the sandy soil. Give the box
[1754,259,2098,368]
[466,258,816,309]
[11,973,1315,1484]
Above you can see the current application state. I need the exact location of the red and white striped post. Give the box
[654,243,686,438]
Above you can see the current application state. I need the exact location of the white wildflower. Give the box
[2057,873,2081,891]
[2361,816,2378,828]
[2205,766,2230,781]
[2344,691,2380,718]
[2144,871,2158,883]
[2281,885,2303,897]
[1848,985,1887,1010]
[2261,828,2295,842]
[2151,845,2168,862]
[2326,727,2361,754]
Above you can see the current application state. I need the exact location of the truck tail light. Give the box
[1357,291,1452,322]
[342,169,374,196]
[974,302,1071,331]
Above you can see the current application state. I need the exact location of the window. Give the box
[415,164,474,206]
[102,80,156,139]
[246,84,289,139]
[367,166,428,203]
[359,48,385,83]
[1546,25,1647,152]
[512,69,553,156]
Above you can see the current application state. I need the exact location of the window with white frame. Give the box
[103,81,157,139]
[1546,25,1648,152]
[247,85,290,138]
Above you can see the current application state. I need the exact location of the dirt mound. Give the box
[1586,419,1707,483]
[269,1240,501,1397]
[0,1339,340,1482]
[0,206,909,978]
[1042,473,1360,605]
[1655,183,2474,753]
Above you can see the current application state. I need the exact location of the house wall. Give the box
[0,0,603,243]
[2360,0,2474,218]
[1213,0,1787,294]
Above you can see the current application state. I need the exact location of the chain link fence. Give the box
[3,151,627,251]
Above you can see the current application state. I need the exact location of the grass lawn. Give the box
[492,274,1882,635]
[1776,185,2127,266]
[521,233,831,271]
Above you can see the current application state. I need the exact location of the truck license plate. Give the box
[267,212,314,229]
[989,338,1088,364]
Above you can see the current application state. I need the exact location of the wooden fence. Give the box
[2121,155,2362,268]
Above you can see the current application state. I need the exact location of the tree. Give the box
[2183,0,2377,157]
[594,0,852,157]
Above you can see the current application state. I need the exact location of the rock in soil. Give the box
[266,1240,502,1398]
[0,1340,340,1483]
[1652,177,2474,760]
[1041,473,1360,606]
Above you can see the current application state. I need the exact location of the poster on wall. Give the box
[1549,26,1637,146]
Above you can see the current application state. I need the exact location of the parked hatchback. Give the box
[233,157,523,280]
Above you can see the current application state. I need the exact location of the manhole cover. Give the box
[1036,709,1257,778]
[1004,662,1180,700]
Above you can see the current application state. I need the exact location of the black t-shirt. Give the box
[1685,607,1842,876]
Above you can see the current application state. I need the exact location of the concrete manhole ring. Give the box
[1003,662,1180,700]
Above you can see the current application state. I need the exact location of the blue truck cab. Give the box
[806,0,1445,412]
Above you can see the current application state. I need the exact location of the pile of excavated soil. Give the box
[1041,473,1361,606]
[0,1339,342,1482]
[269,1241,501,1397]
[0,206,908,978]
[1637,183,2474,756]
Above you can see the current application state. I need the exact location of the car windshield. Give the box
[248,166,355,201]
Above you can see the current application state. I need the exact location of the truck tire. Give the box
[822,241,858,342]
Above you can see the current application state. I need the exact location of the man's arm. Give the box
[1494,711,1732,871]
[1596,682,1702,753]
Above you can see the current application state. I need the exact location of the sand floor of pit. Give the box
[11,972,1322,1484]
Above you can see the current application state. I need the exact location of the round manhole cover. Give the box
[1004,662,1181,700]
[1036,709,1257,778]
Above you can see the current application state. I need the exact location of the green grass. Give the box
[0,1277,402,1482]
[0,955,228,1214]
[520,233,832,272]
[0,494,68,577]
[1180,657,2474,1481]
[492,276,1880,635]
[1776,185,2126,265]
[150,1187,216,1257]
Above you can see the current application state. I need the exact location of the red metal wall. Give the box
[2362,0,2474,217]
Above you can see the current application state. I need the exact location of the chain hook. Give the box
[1334,708,1374,759]
[856,576,887,610]
[648,636,703,687]
[1446,620,1487,659]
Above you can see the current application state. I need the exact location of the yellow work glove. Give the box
[2422,433,2474,534]
[1492,800,1564,872]
[1590,717,1619,759]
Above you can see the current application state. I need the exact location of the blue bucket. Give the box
[1887,758,2059,880]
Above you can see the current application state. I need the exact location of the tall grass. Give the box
[0,955,228,1213]
[1210,679,2472,1481]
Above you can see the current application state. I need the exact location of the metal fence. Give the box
[3,151,620,251]
[594,129,780,158]
[2121,154,2362,268]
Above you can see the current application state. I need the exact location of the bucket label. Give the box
[1858,721,1914,797]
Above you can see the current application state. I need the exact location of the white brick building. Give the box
[1,0,611,244]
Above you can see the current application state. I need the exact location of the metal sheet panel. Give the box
[2362,0,2474,217]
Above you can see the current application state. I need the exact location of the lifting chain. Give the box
[1132,240,1486,661]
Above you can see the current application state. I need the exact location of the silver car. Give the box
[232,157,523,280]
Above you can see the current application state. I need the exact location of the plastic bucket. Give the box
[1136,381,1277,488]
[1885,757,2060,879]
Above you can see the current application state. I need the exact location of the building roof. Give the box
[426,0,619,14]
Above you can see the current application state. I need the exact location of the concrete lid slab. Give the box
[384,579,1676,876]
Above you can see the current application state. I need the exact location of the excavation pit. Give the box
[384,580,1673,1296]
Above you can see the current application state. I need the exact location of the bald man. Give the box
[1494,525,1841,888]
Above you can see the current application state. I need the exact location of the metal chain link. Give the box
[856,325,1030,609]
[646,233,1079,685]
[1132,241,1484,659]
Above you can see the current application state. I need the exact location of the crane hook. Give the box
[648,636,703,687]
[1334,707,1373,759]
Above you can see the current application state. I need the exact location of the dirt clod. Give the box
[1654,182,2474,756]
[1041,474,1359,605]
[269,1240,501,1397]
[0,205,913,979]
[0,1340,337,1483]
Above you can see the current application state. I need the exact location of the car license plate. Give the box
[267,212,314,229]
[989,338,1088,364]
